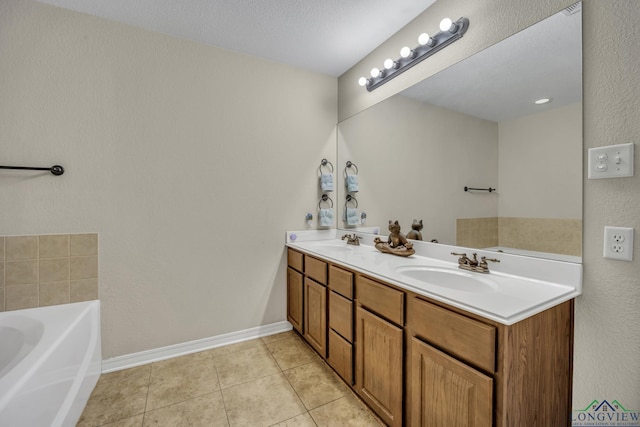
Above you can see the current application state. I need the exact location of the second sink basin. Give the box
[394,266,498,293]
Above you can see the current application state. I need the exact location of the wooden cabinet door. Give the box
[328,328,353,385]
[410,337,492,427]
[287,267,303,333]
[355,306,403,427]
[304,278,327,357]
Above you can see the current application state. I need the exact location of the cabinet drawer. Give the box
[287,249,304,273]
[305,256,327,285]
[329,291,353,342]
[357,276,404,326]
[410,297,496,373]
[329,265,353,299]
[328,329,353,385]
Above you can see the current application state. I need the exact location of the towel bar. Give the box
[0,165,64,176]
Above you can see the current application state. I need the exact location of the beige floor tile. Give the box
[284,361,349,410]
[267,336,319,371]
[102,414,145,427]
[100,365,152,388]
[261,330,297,344]
[77,379,149,426]
[270,412,317,427]
[208,338,265,358]
[222,373,306,427]
[147,358,220,411]
[142,392,229,427]
[215,345,281,389]
[309,394,384,427]
[151,350,212,371]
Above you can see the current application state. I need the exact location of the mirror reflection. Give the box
[337,6,582,262]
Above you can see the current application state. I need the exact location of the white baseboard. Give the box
[101,321,293,373]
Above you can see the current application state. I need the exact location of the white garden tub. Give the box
[0,301,101,427]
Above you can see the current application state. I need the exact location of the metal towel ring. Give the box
[344,161,358,176]
[345,194,358,208]
[319,194,334,209]
[319,158,334,174]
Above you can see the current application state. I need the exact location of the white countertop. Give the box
[286,229,582,325]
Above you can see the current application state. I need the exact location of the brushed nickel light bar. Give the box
[359,17,469,92]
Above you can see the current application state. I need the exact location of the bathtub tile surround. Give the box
[0,233,99,311]
[456,217,582,256]
[79,331,383,426]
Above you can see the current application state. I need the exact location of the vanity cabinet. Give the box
[327,265,354,384]
[286,249,328,355]
[286,249,304,334]
[410,337,492,427]
[285,248,574,427]
[304,277,327,356]
[407,297,494,426]
[355,276,404,427]
[303,255,328,357]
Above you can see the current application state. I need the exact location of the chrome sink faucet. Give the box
[342,234,361,246]
[451,252,500,273]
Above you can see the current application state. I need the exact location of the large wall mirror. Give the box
[337,5,582,262]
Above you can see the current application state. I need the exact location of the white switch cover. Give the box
[603,226,634,261]
[588,143,634,179]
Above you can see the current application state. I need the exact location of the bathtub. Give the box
[0,301,101,427]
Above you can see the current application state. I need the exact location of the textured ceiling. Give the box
[35,0,436,76]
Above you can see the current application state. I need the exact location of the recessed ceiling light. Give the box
[534,98,552,105]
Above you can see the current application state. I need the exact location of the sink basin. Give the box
[394,266,497,293]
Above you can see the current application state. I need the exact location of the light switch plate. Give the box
[588,143,634,179]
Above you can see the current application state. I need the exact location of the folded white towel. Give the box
[320,173,334,192]
[319,208,333,226]
[346,175,358,193]
[345,207,359,225]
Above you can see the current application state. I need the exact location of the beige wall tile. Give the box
[6,284,38,311]
[6,236,38,261]
[40,258,70,283]
[40,281,70,306]
[498,217,582,256]
[1,233,99,309]
[39,234,69,258]
[70,279,99,302]
[70,234,98,256]
[5,260,38,286]
[456,217,498,249]
[70,256,98,280]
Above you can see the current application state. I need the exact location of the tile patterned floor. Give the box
[78,331,385,426]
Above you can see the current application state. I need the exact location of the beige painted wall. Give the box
[499,103,582,218]
[0,0,337,358]
[337,94,498,244]
[339,0,640,412]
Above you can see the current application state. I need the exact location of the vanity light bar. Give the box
[359,17,469,92]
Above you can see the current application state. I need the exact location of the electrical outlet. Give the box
[603,226,634,261]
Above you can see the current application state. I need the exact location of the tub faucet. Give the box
[342,234,361,246]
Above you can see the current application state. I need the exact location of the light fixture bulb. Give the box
[400,46,414,58]
[358,77,368,87]
[384,58,397,69]
[440,17,457,33]
[534,97,552,105]
[370,67,381,78]
[418,33,434,46]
